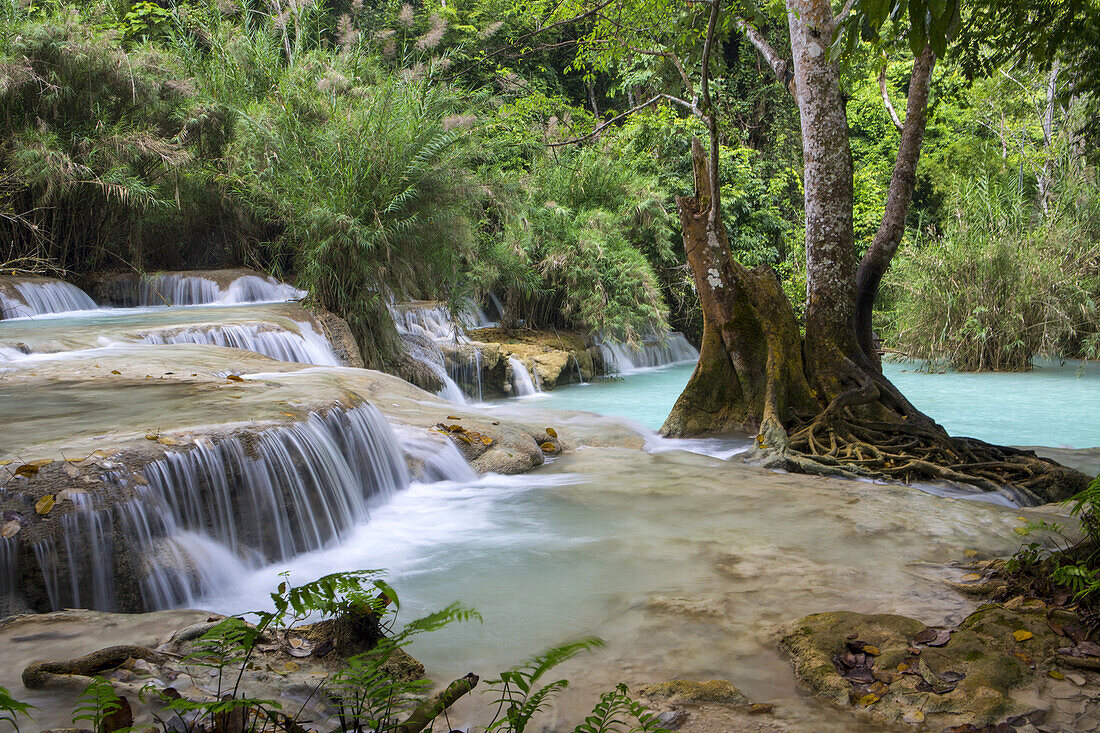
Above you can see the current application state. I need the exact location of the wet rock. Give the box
[778,604,1077,730]
[635,680,750,706]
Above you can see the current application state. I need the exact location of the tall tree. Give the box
[566,0,1087,503]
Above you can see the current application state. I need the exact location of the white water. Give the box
[0,280,98,319]
[508,356,540,396]
[140,321,339,366]
[598,332,698,373]
[111,272,305,306]
[391,302,477,402]
[7,404,473,612]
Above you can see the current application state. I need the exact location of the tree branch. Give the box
[735,17,794,93]
[834,0,858,27]
[878,66,904,132]
[394,673,479,733]
[547,94,703,147]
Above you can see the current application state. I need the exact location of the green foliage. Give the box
[573,683,672,733]
[486,637,605,733]
[72,676,127,731]
[881,173,1100,370]
[121,1,171,40]
[0,685,34,733]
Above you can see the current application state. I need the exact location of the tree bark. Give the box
[855,44,936,367]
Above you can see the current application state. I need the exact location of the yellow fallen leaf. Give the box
[540,442,556,452]
[858,693,880,706]
[480,435,492,445]
[447,415,462,421]
[1013,629,1033,642]
[35,495,55,514]
[145,433,158,441]
[1014,527,1030,536]
[110,369,121,374]
[897,662,910,672]
[1049,669,1065,680]
[280,412,296,418]
[28,459,52,467]
[1,520,20,538]
[15,464,39,478]
[156,436,182,446]
[284,661,299,672]
[963,548,978,558]
[0,460,11,466]
[226,374,244,382]
[960,573,982,582]
[545,427,558,438]
[861,644,881,656]
[903,710,925,724]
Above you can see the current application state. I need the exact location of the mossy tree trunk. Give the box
[664,0,1088,504]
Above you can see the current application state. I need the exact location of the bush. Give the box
[881,172,1100,370]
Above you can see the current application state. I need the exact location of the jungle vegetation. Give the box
[2,0,1095,370]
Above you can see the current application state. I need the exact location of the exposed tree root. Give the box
[749,373,1089,505]
[22,644,170,690]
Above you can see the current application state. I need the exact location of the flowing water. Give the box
[3,275,1099,729]
[0,279,98,318]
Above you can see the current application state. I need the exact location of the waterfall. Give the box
[110,273,305,306]
[447,347,484,402]
[400,332,467,403]
[1,280,97,319]
[7,404,475,612]
[599,332,699,373]
[391,303,472,402]
[509,356,540,396]
[140,322,340,366]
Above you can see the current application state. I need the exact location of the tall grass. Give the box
[882,170,1100,370]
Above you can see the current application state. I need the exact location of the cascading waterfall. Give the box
[401,332,468,404]
[112,273,305,306]
[599,332,698,373]
[391,303,471,402]
[0,280,98,319]
[447,348,484,402]
[140,322,340,366]
[7,404,476,612]
[509,356,540,396]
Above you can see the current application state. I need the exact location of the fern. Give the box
[486,638,605,733]
[0,685,33,733]
[71,677,124,731]
[574,684,673,733]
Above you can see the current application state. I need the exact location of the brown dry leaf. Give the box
[1,520,20,538]
[63,463,81,478]
[226,374,245,382]
[110,370,121,374]
[457,433,472,444]
[35,495,55,515]
[1012,629,1033,642]
[446,416,462,421]
[903,711,925,724]
[288,637,303,648]
[545,427,558,438]
[447,424,466,433]
[860,644,881,656]
[480,435,492,445]
[1012,651,1035,667]
[14,464,39,478]
[897,661,910,672]
[28,459,52,467]
[156,436,182,446]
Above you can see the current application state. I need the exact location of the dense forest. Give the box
[3,0,1097,370]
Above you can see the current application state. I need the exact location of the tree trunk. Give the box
[664,5,1088,504]
[855,44,936,367]
[663,140,816,441]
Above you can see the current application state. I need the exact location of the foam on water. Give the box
[598,332,698,373]
[140,321,339,366]
[112,273,306,306]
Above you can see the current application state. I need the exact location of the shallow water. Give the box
[532,359,1100,448]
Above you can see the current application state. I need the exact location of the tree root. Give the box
[23,645,170,690]
[751,405,1088,505]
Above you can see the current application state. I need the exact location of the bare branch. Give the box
[878,66,904,132]
[547,94,702,147]
[835,0,858,27]
[734,17,794,93]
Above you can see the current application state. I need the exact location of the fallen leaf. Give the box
[1012,651,1034,667]
[1012,630,1033,642]
[0,460,10,466]
[62,463,80,478]
[963,548,978,558]
[1075,641,1100,657]
[913,627,952,647]
[447,424,466,433]
[284,661,299,672]
[480,435,492,445]
[226,374,244,382]
[145,433,158,441]
[959,573,982,582]
[1,521,20,538]
[540,442,556,452]
[457,433,472,444]
[110,369,121,374]
[156,436,182,446]
[1013,527,1030,536]
[857,693,880,706]
[1049,669,1065,680]
[902,710,925,724]
[446,416,462,421]
[860,644,881,656]
[35,495,55,514]
[28,459,52,467]
[14,464,39,478]
[545,427,558,438]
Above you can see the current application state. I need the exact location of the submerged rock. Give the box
[778,603,1090,729]
[635,679,750,705]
